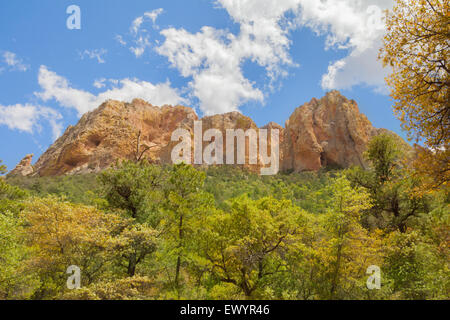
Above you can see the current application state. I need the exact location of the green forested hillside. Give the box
[1,134,448,300]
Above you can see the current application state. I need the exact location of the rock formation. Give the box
[33,99,197,176]
[282,91,378,172]
[8,154,34,177]
[15,91,405,177]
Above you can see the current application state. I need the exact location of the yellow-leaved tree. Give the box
[380,0,449,192]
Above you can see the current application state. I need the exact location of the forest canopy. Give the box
[1,133,448,300]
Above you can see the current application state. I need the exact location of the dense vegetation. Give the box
[381,0,449,191]
[1,134,448,300]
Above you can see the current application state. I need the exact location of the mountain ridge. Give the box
[9,90,406,177]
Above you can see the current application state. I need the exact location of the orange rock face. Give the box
[33,99,197,176]
[8,154,34,177]
[24,91,403,176]
[282,91,378,172]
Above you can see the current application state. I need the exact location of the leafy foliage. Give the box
[0,153,448,300]
[196,196,299,298]
[0,160,6,175]
[348,134,429,232]
[380,0,450,190]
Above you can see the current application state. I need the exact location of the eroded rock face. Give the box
[33,99,198,176]
[200,112,260,171]
[8,154,34,177]
[30,91,401,176]
[164,111,279,173]
[282,91,377,172]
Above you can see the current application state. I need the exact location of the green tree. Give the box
[112,224,158,277]
[197,196,299,298]
[348,134,428,232]
[21,197,127,298]
[383,205,450,299]
[99,160,165,224]
[99,160,163,277]
[0,177,28,201]
[320,176,382,299]
[0,160,6,175]
[161,163,214,293]
[0,177,29,218]
[0,212,39,299]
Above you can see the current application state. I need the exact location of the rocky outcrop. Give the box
[18,91,405,177]
[8,154,34,177]
[200,111,260,171]
[282,91,378,172]
[33,99,197,176]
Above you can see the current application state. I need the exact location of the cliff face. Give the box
[21,91,398,176]
[282,91,378,172]
[33,99,197,176]
[7,154,34,177]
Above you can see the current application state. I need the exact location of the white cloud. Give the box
[2,51,29,72]
[93,78,107,89]
[128,8,164,58]
[156,0,303,115]
[79,49,107,64]
[130,36,151,58]
[115,35,127,46]
[0,103,62,139]
[131,16,144,35]
[35,65,187,116]
[295,0,393,91]
[321,48,390,92]
[144,8,164,24]
[154,0,392,115]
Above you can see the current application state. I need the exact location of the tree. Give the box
[348,134,428,232]
[99,161,163,277]
[197,196,299,298]
[0,212,39,299]
[133,130,156,163]
[410,145,450,195]
[0,177,29,218]
[61,276,157,300]
[161,163,214,293]
[320,176,382,299]
[99,160,165,224]
[21,197,127,298]
[112,224,158,277]
[380,0,450,189]
[365,133,401,184]
[0,160,6,175]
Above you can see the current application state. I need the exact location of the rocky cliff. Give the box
[32,99,197,176]
[16,91,401,176]
[282,91,378,172]
[7,154,34,177]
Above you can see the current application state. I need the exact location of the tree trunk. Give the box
[330,243,342,299]
[127,253,137,277]
[174,215,183,290]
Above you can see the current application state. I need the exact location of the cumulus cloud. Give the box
[156,0,302,115]
[2,51,29,72]
[321,48,390,92]
[35,65,186,116]
[0,103,62,139]
[154,0,392,115]
[296,0,393,91]
[79,49,107,64]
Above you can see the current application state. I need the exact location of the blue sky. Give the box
[0,0,401,170]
